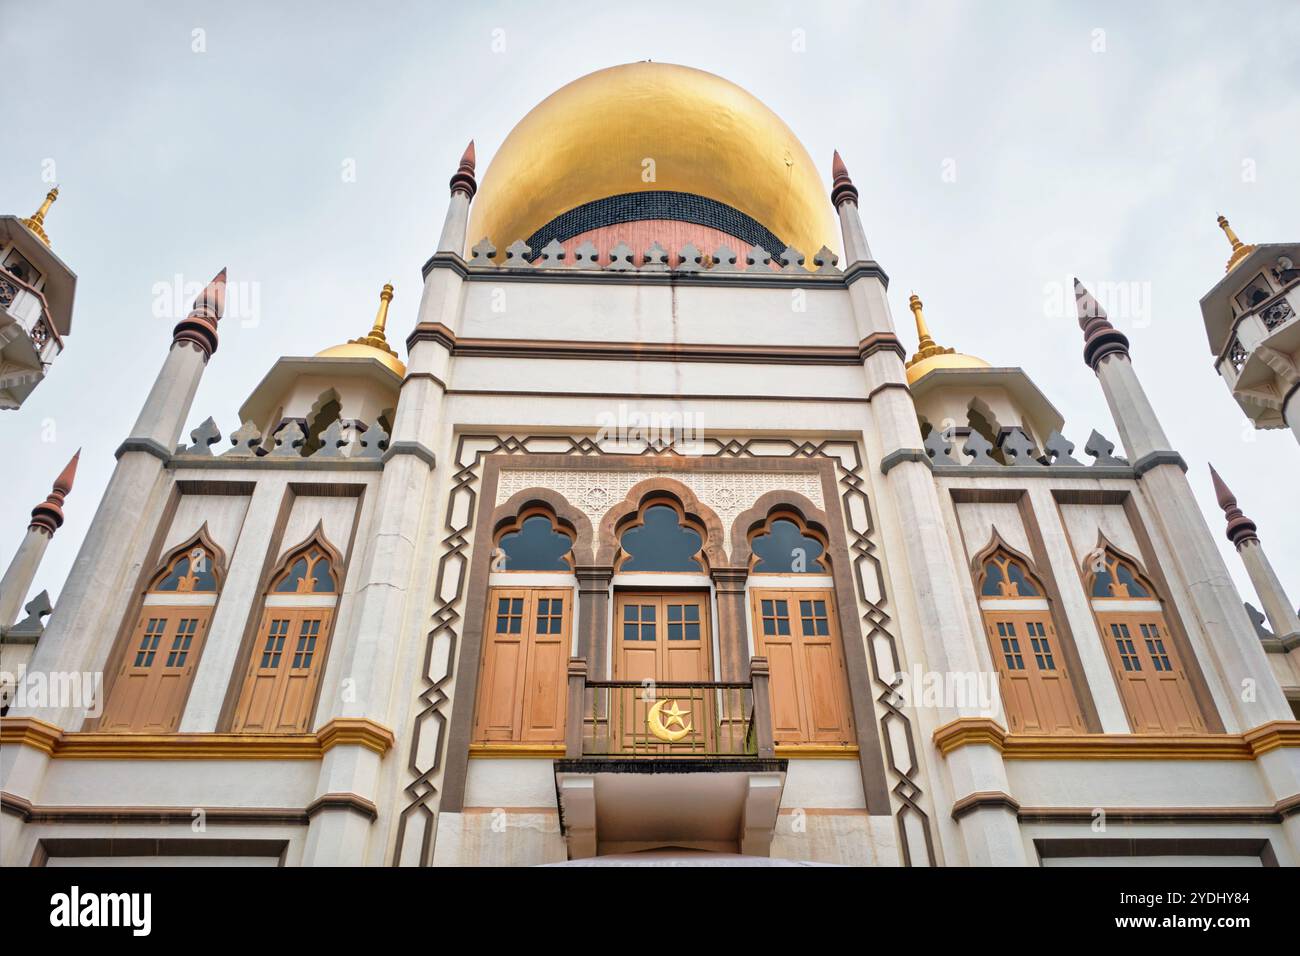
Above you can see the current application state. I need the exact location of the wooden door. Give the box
[751,589,853,745]
[614,592,712,752]
[981,611,1085,735]
[232,607,334,733]
[101,608,211,732]
[473,588,571,743]
[1099,611,1205,734]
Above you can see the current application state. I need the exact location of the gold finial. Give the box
[1217,214,1256,273]
[348,283,398,358]
[19,186,59,246]
[905,292,955,369]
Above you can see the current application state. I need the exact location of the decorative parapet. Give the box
[465,237,842,276]
[170,414,391,464]
[922,425,1137,475]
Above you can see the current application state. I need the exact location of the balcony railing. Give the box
[564,657,775,759]
[0,270,63,363]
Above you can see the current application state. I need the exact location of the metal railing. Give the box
[564,657,775,759]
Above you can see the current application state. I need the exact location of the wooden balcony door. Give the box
[232,606,335,733]
[613,592,713,752]
[980,609,1085,735]
[1096,607,1205,734]
[750,588,853,745]
[473,587,571,744]
[101,606,212,732]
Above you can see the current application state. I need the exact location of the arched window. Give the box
[617,501,706,572]
[474,507,575,745]
[495,509,574,572]
[1085,545,1206,734]
[101,532,223,732]
[748,512,828,574]
[974,542,1084,735]
[231,532,342,733]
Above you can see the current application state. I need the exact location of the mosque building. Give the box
[1,62,1298,867]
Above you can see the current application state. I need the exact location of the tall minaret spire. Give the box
[0,450,79,629]
[438,140,477,254]
[1071,277,1291,729]
[1210,464,1300,643]
[1216,214,1256,273]
[829,150,872,264]
[18,186,59,246]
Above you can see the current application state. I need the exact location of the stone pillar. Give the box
[834,153,1028,866]
[1211,465,1300,642]
[1076,281,1292,728]
[0,451,76,629]
[574,565,613,679]
[15,271,226,730]
[711,567,749,681]
[299,146,476,865]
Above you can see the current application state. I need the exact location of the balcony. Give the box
[554,657,787,859]
[0,270,63,409]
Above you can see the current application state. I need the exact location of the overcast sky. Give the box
[2,0,1298,623]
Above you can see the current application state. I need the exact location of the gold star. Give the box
[662,700,691,730]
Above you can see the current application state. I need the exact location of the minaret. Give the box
[302,146,476,866]
[1198,215,1300,447]
[17,270,226,728]
[1074,279,1291,727]
[1210,465,1300,642]
[906,293,957,369]
[833,152,1029,865]
[346,282,399,360]
[0,450,78,628]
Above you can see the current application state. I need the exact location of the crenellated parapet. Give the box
[464,236,841,275]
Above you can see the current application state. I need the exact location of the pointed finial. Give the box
[347,283,399,359]
[830,150,859,207]
[1074,277,1130,371]
[1216,214,1256,273]
[28,448,80,537]
[172,267,228,359]
[18,185,59,245]
[904,292,956,369]
[1209,463,1258,548]
[450,140,477,199]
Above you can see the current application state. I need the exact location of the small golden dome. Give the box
[314,283,406,376]
[904,293,990,386]
[468,62,839,260]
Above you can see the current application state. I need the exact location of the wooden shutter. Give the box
[751,588,853,745]
[101,608,211,732]
[1098,610,1205,734]
[232,607,334,733]
[473,587,572,744]
[982,611,1084,735]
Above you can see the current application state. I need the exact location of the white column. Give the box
[834,159,1028,865]
[1238,541,1300,641]
[299,169,472,865]
[0,530,51,629]
[1091,353,1291,728]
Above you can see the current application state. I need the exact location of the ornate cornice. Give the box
[932,716,1300,760]
[0,715,395,759]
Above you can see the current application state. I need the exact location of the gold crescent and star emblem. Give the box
[646,699,693,742]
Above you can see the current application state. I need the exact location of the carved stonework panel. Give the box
[493,468,826,557]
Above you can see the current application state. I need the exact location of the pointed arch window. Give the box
[973,541,1085,735]
[232,532,343,733]
[617,501,706,573]
[101,532,224,733]
[1085,545,1206,734]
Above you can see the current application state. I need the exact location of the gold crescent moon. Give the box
[647,699,692,742]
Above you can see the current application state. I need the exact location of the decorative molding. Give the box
[468,743,567,758]
[0,716,395,759]
[879,448,930,475]
[305,792,379,821]
[857,333,906,363]
[932,717,1300,760]
[841,261,890,288]
[1,794,309,826]
[406,322,458,352]
[950,790,1021,821]
[450,338,864,367]
[114,437,172,463]
[382,441,437,468]
[1131,450,1188,477]
[774,744,861,758]
[1017,804,1296,825]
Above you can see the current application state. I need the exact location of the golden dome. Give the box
[314,283,406,377]
[904,293,990,386]
[467,62,839,260]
